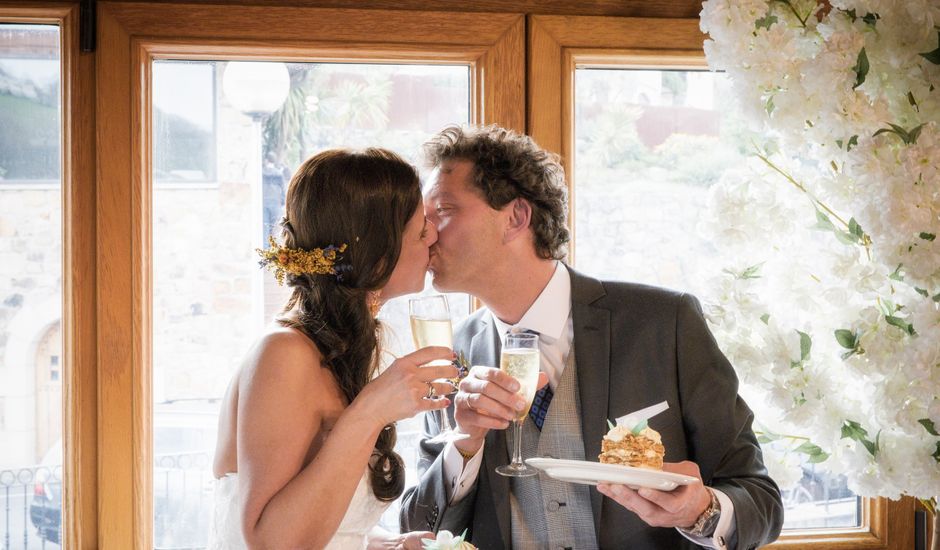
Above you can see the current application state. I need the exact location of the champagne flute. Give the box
[495,332,540,477]
[408,295,467,443]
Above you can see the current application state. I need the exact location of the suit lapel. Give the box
[470,319,512,547]
[568,266,610,534]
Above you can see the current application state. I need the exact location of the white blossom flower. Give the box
[700,0,940,502]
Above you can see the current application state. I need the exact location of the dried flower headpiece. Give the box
[257,236,350,285]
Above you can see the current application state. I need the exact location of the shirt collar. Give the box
[491,262,571,341]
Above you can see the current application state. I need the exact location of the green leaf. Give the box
[861,12,879,27]
[815,209,837,231]
[794,441,830,463]
[760,313,771,325]
[765,95,775,115]
[889,264,904,281]
[741,264,763,279]
[933,442,940,463]
[919,418,940,436]
[842,420,868,441]
[920,31,940,65]
[852,48,869,89]
[836,138,844,149]
[725,263,763,280]
[841,419,878,457]
[885,315,915,335]
[847,135,858,150]
[915,287,929,297]
[632,419,648,435]
[909,123,926,144]
[873,127,898,139]
[834,329,857,349]
[849,218,864,239]
[920,232,936,241]
[908,91,919,111]
[755,13,778,30]
[797,330,812,362]
[933,293,940,303]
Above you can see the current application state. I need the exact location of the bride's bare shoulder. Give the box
[242,324,327,384]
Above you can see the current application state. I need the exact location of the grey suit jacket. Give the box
[400,267,784,549]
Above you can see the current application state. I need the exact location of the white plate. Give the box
[525,458,698,491]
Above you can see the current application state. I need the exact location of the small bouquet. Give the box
[422,529,477,550]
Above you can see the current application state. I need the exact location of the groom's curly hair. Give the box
[423,124,570,260]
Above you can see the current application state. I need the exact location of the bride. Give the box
[209,148,457,549]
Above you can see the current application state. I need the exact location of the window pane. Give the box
[0,23,64,547]
[151,60,470,546]
[153,62,217,183]
[574,67,860,530]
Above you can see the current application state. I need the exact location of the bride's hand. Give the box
[354,346,458,426]
[399,530,435,549]
[365,530,434,549]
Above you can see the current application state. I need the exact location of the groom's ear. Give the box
[503,197,532,243]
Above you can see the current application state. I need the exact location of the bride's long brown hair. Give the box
[275,147,421,501]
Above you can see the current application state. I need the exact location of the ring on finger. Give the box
[425,382,436,399]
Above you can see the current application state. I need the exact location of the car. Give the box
[29,440,62,544]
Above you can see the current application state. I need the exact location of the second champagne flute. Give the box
[408,295,466,443]
[495,332,540,477]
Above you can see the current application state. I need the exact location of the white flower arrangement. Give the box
[421,530,476,550]
[699,0,940,514]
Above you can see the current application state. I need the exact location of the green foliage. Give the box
[841,419,879,457]
[652,133,742,186]
[0,93,60,180]
[794,441,830,463]
[919,31,940,65]
[154,108,213,181]
[919,418,939,436]
[834,328,863,360]
[723,263,763,280]
[852,48,869,89]
[873,122,927,145]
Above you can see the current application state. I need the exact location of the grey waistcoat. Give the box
[508,346,599,550]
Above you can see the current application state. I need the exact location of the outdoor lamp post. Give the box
[221,61,290,332]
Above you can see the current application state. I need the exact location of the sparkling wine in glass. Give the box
[408,295,467,443]
[495,332,540,477]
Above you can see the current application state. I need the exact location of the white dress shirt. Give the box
[439,262,735,548]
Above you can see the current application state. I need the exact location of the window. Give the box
[0,21,64,547]
[96,3,523,546]
[151,59,472,544]
[153,61,217,184]
[0,24,60,185]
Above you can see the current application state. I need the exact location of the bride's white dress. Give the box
[207,471,390,549]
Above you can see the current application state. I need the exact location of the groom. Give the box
[400,125,783,549]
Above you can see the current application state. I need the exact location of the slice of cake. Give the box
[598,423,665,470]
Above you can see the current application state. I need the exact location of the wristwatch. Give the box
[687,488,721,537]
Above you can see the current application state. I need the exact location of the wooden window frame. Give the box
[0,2,97,549]
[96,2,523,547]
[527,14,918,550]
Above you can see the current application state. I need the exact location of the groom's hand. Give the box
[596,461,712,530]
[453,365,548,454]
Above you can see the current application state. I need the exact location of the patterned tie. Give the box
[529,384,553,430]
[509,328,553,430]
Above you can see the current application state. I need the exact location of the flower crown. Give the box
[257,236,350,285]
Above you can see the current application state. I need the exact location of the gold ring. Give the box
[425,383,436,399]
